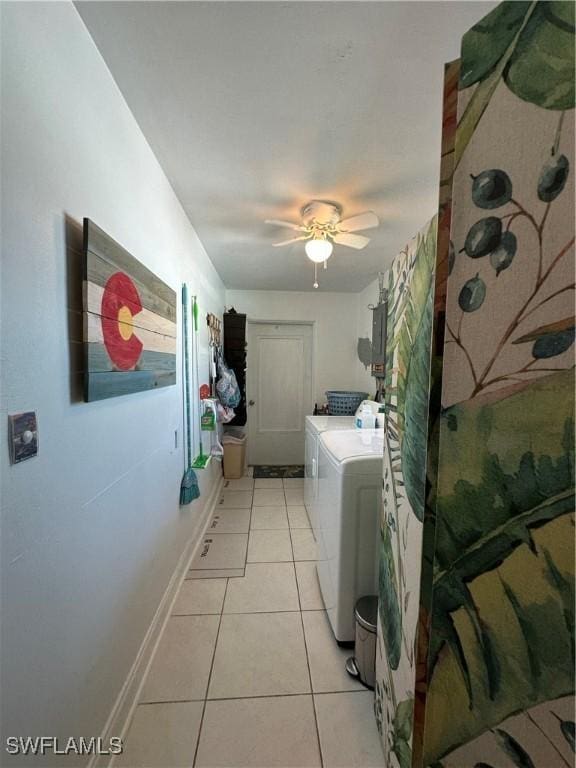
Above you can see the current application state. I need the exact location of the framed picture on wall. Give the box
[82,219,177,402]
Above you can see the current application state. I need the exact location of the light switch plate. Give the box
[8,411,38,464]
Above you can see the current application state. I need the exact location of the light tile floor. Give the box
[117,474,384,767]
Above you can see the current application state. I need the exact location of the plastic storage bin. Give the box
[222,430,247,479]
[325,391,369,415]
[345,595,378,689]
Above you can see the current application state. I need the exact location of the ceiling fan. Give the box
[265,200,379,288]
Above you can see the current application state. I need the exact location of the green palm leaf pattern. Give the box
[379,514,402,671]
[455,1,575,168]
[396,218,437,521]
[424,370,575,763]
[392,699,415,768]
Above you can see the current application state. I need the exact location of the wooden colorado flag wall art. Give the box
[82,219,177,402]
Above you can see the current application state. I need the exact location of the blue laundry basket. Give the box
[325,391,369,415]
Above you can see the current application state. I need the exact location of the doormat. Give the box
[253,465,304,478]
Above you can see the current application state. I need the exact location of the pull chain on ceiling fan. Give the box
[265,201,379,288]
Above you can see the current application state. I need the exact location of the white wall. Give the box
[0,2,225,759]
[226,289,366,407]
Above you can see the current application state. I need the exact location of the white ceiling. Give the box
[78,1,495,292]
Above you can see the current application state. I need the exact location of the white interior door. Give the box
[247,322,313,465]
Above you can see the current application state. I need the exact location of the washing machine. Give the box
[304,415,355,531]
[316,428,384,643]
[304,402,380,532]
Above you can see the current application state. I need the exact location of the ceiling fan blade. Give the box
[333,233,370,250]
[272,236,308,247]
[337,211,379,233]
[265,219,306,232]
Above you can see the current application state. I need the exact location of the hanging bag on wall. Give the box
[216,357,241,408]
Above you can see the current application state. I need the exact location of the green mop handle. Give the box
[182,284,192,469]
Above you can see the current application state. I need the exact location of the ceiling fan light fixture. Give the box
[266,202,378,288]
[305,237,333,263]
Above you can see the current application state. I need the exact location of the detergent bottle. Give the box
[356,403,376,429]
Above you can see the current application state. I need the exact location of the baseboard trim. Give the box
[89,472,223,768]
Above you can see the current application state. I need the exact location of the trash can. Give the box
[345,595,378,689]
[222,430,247,479]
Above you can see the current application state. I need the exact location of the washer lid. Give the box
[320,429,384,464]
[306,415,355,433]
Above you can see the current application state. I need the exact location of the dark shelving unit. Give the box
[223,312,247,426]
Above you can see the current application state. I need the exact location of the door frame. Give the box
[246,318,316,466]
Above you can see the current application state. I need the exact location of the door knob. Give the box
[249,400,255,406]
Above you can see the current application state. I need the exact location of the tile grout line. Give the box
[192,576,230,768]
[138,688,370,707]
[288,507,324,768]
[225,607,338,615]
[246,559,316,564]
[250,528,291,532]
[246,493,254,570]
[233,559,301,570]
[285,487,295,563]
[188,567,247,572]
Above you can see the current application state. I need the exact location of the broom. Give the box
[180,284,200,504]
[191,294,210,469]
